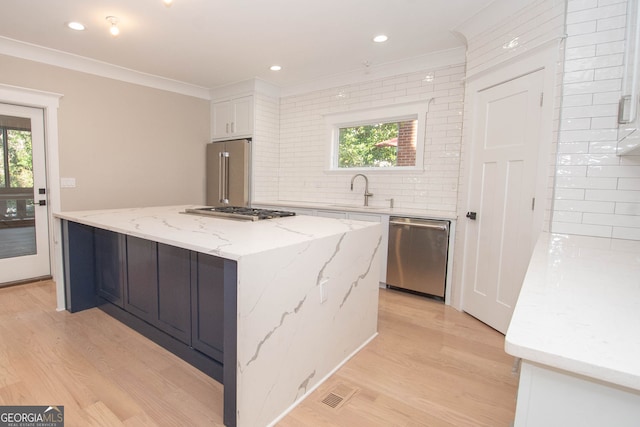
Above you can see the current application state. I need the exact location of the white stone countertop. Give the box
[54,205,380,261]
[505,232,640,391]
[252,200,457,220]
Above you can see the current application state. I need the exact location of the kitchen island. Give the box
[505,232,640,426]
[55,205,382,427]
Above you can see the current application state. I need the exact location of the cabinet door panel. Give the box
[95,228,125,307]
[125,236,158,322]
[157,243,191,345]
[192,253,224,361]
[212,101,230,139]
[232,96,253,136]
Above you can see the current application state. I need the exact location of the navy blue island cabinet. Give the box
[61,220,238,427]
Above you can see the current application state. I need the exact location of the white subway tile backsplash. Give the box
[612,226,640,240]
[565,45,597,60]
[556,164,590,177]
[552,221,612,237]
[567,20,598,35]
[562,94,594,107]
[594,66,624,80]
[554,199,615,212]
[562,78,621,95]
[596,40,626,56]
[564,69,595,83]
[562,103,618,118]
[588,165,640,177]
[555,188,586,199]
[553,210,584,222]
[597,0,626,5]
[565,28,625,49]
[562,118,592,130]
[583,212,640,227]
[618,178,640,190]
[586,189,640,202]
[567,0,598,13]
[592,91,621,104]
[557,153,620,165]
[558,128,618,142]
[565,2,626,24]
[597,15,627,31]
[589,116,618,128]
[558,141,590,153]
[555,176,618,189]
[588,141,618,153]
[615,203,640,215]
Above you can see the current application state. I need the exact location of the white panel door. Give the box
[462,70,544,333]
[0,104,50,284]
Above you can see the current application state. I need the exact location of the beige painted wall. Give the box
[1,54,210,211]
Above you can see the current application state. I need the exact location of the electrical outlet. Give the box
[320,279,329,303]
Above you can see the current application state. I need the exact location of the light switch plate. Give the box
[60,177,76,188]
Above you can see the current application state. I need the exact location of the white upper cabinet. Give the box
[211,95,254,140]
[617,1,640,156]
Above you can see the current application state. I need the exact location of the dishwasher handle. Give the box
[389,219,448,231]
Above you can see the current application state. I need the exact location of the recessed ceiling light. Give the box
[163,0,173,7]
[67,22,86,31]
[373,35,388,43]
[270,65,282,71]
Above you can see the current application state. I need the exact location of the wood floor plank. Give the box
[0,280,517,426]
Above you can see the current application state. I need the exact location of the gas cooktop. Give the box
[182,206,296,221]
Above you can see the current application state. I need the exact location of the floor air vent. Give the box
[320,383,358,410]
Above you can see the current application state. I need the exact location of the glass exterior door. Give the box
[0,104,49,284]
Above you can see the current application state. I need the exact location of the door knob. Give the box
[466,211,477,220]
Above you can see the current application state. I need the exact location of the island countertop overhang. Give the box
[54,205,381,261]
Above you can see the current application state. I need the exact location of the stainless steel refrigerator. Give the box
[206,139,250,207]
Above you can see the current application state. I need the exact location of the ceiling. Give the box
[0,0,497,91]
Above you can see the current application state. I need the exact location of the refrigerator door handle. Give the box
[223,152,230,204]
[219,151,230,204]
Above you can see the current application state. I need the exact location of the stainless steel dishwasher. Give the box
[386,217,449,300]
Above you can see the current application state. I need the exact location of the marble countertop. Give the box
[505,232,640,391]
[55,205,380,261]
[252,200,457,220]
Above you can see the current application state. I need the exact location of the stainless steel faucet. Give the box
[350,173,373,206]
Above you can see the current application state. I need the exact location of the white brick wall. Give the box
[257,65,466,213]
[552,0,640,240]
[465,0,566,77]
[252,93,280,202]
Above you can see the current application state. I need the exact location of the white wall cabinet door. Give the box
[211,96,253,140]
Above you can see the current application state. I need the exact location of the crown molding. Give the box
[209,78,281,101]
[0,36,211,100]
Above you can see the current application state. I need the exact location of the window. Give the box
[326,101,428,171]
[0,115,34,222]
[338,119,417,168]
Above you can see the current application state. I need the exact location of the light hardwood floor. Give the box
[0,281,517,426]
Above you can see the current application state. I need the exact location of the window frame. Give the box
[325,101,429,172]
